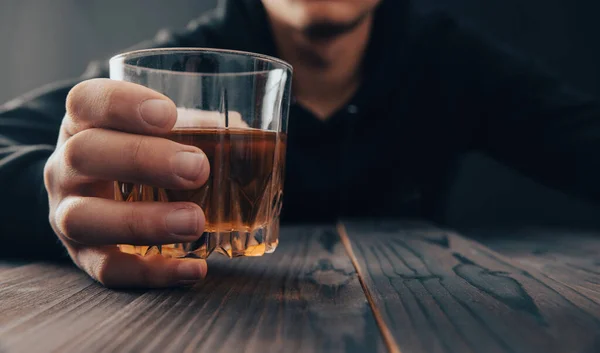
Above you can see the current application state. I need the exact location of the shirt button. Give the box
[347,104,359,115]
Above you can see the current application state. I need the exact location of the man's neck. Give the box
[269,16,373,120]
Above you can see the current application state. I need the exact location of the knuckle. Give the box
[66,79,119,127]
[75,248,116,288]
[65,81,89,119]
[94,257,114,287]
[54,198,82,242]
[48,208,62,240]
[95,270,111,287]
[61,134,86,172]
[61,113,77,137]
[43,154,57,190]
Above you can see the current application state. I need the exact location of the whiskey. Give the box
[116,128,287,258]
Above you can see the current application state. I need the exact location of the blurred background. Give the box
[1,0,599,229]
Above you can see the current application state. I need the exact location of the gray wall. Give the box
[1,0,599,228]
[0,0,218,103]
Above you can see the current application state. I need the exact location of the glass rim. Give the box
[109,47,293,77]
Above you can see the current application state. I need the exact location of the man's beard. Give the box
[302,12,369,41]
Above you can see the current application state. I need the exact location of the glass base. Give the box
[118,223,280,259]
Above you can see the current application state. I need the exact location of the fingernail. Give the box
[172,151,206,181]
[166,208,199,236]
[177,260,206,281]
[140,99,172,128]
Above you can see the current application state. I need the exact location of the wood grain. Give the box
[473,228,600,300]
[339,220,600,353]
[0,227,385,353]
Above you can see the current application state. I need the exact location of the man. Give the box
[1,0,599,287]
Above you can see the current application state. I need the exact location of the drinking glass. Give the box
[109,48,292,258]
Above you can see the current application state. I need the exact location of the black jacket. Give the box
[2,0,599,260]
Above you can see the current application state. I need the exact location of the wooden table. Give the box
[1,222,599,353]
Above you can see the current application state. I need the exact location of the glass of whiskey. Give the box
[109,48,292,259]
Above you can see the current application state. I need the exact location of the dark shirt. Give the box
[1,0,599,260]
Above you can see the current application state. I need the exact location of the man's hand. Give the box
[44,78,210,288]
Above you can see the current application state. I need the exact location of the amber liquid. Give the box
[116,128,287,258]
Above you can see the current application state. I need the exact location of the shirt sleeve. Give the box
[0,14,217,261]
[0,79,79,261]
[431,15,600,204]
